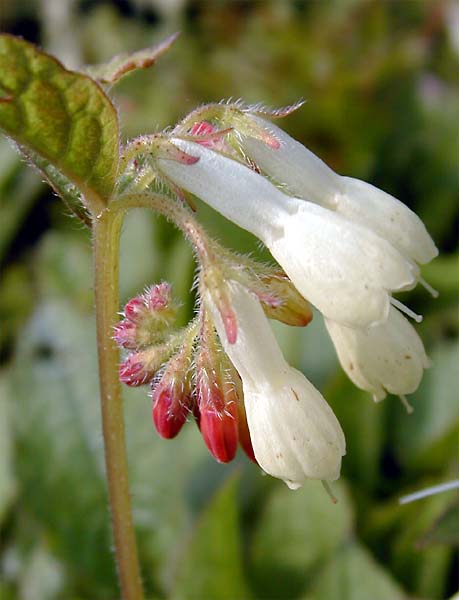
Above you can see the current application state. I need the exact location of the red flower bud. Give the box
[196,354,239,463]
[151,340,195,438]
[152,380,191,439]
[237,396,257,464]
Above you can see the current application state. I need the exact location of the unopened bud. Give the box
[146,282,172,311]
[189,121,233,151]
[195,323,239,463]
[113,319,138,349]
[232,371,257,463]
[151,344,194,439]
[254,273,313,327]
[124,296,146,322]
[116,283,179,349]
[119,345,172,386]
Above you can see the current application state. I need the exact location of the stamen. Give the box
[390,298,423,323]
[419,277,439,298]
[322,480,338,504]
[399,394,414,414]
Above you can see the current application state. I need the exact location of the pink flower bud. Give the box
[190,121,215,138]
[146,282,172,311]
[113,319,138,349]
[119,354,150,386]
[119,346,169,386]
[124,296,147,322]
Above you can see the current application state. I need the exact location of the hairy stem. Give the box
[112,191,214,263]
[93,207,144,600]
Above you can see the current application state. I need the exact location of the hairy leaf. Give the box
[85,32,179,84]
[0,35,119,204]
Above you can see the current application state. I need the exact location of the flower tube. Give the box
[204,279,345,489]
[241,116,438,265]
[158,139,418,327]
[324,306,430,406]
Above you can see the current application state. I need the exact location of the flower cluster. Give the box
[115,101,437,489]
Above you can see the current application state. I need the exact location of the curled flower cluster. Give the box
[115,101,437,489]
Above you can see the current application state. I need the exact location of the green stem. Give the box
[93,207,144,600]
[112,191,214,263]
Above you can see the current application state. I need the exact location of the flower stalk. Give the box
[93,206,144,600]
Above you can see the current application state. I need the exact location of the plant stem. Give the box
[93,207,144,600]
[112,192,213,264]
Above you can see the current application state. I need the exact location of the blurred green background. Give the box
[0,1,458,599]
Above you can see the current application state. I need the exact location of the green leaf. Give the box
[309,543,405,600]
[419,500,459,547]
[170,475,251,600]
[325,372,386,491]
[392,339,459,469]
[251,479,354,598]
[365,483,455,598]
[85,33,179,84]
[0,35,119,203]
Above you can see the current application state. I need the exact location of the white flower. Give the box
[242,116,438,265]
[204,280,345,489]
[266,199,418,327]
[159,140,418,327]
[324,306,430,406]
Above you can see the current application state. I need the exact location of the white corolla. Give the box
[205,280,345,489]
[158,139,418,327]
[241,115,438,266]
[324,306,431,409]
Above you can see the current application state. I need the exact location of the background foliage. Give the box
[0,1,458,599]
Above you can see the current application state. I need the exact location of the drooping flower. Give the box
[204,279,345,488]
[157,139,418,327]
[240,115,438,266]
[324,306,431,410]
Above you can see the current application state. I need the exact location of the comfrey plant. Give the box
[0,35,437,600]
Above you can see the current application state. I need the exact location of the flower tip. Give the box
[200,408,239,463]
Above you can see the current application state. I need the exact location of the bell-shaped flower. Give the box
[204,279,345,489]
[241,115,438,265]
[158,139,418,327]
[324,306,431,408]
